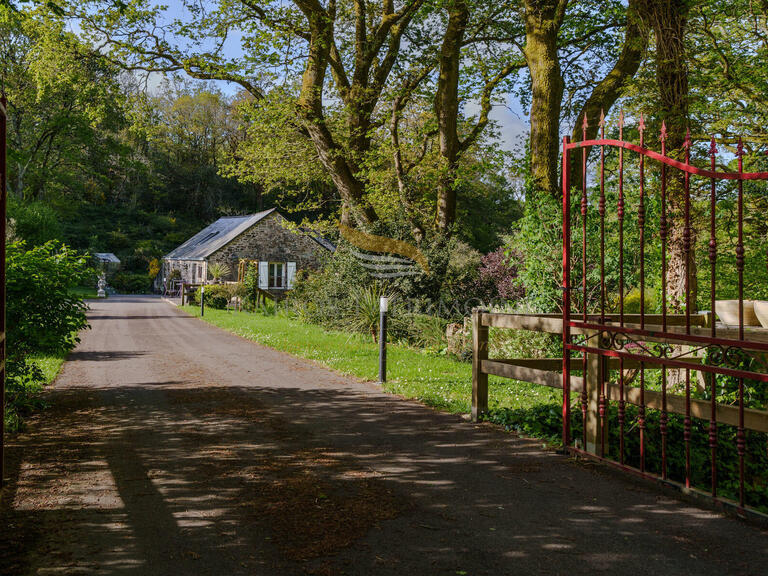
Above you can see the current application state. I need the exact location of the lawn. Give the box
[181,306,561,419]
[70,285,100,299]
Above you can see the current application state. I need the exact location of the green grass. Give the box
[70,285,100,299]
[181,306,560,416]
[28,351,68,384]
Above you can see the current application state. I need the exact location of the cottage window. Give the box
[268,262,284,289]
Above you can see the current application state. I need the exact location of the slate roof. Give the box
[163,208,276,261]
[94,252,121,264]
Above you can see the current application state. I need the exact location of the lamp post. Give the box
[379,296,388,383]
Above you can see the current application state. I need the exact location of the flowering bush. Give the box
[476,246,524,302]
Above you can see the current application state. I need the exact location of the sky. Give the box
[73,0,531,154]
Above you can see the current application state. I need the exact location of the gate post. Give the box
[585,349,601,454]
[582,334,610,456]
[471,308,488,421]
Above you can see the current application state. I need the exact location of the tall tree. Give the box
[641,0,692,309]
[0,5,128,201]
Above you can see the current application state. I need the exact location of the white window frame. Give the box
[268,262,285,289]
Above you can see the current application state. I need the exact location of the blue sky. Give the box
[74,0,530,153]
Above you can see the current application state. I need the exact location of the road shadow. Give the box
[2,382,767,575]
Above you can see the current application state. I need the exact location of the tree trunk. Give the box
[570,0,649,191]
[524,0,567,199]
[295,4,378,228]
[434,0,469,234]
[643,0,692,311]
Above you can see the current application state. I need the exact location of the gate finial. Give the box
[708,136,717,157]
[660,120,667,144]
[598,109,605,138]
[684,127,692,150]
[618,109,624,139]
[638,113,646,145]
[736,137,745,157]
[582,112,588,141]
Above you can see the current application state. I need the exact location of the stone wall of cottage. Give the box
[207,212,327,281]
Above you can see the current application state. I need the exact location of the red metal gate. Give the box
[562,113,768,512]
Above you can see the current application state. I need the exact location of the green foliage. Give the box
[4,357,48,432]
[242,262,260,309]
[5,240,89,431]
[192,284,241,309]
[208,262,231,281]
[7,241,90,354]
[1,4,130,202]
[110,273,151,294]
[287,247,367,329]
[57,203,202,275]
[400,313,449,353]
[511,188,563,313]
[8,198,62,246]
[342,283,389,342]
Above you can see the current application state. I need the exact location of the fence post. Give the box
[472,308,489,421]
[180,282,185,306]
[585,350,601,454]
[200,285,205,317]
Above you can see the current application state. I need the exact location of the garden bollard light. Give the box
[200,285,205,317]
[379,296,388,383]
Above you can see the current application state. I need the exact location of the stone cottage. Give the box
[161,208,332,293]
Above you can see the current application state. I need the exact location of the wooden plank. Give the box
[489,357,671,371]
[606,382,768,434]
[481,312,707,331]
[482,313,563,333]
[481,355,768,434]
[481,359,584,393]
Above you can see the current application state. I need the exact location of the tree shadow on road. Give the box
[1,382,767,576]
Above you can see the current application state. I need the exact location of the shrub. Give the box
[342,283,389,341]
[242,262,260,309]
[208,262,231,282]
[7,198,62,247]
[477,246,524,301]
[287,247,366,328]
[148,258,161,278]
[4,357,47,432]
[110,272,152,294]
[400,313,449,353]
[7,241,91,354]
[192,283,241,309]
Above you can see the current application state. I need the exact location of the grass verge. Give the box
[181,306,560,417]
[70,285,100,299]
[29,351,68,385]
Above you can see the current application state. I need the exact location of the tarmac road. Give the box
[1,295,766,575]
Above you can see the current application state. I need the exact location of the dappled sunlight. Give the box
[2,296,767,575]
